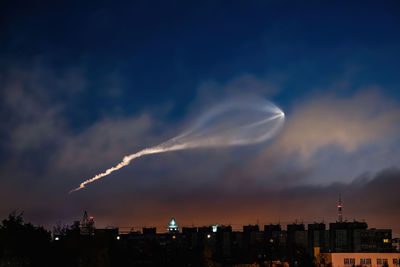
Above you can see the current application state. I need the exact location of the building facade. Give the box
[315,249,400,267]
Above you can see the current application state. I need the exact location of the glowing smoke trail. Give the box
[70,97,285,193]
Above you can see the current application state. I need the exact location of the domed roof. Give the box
[168,217,178,231]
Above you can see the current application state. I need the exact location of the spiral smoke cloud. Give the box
[70,97,285,193]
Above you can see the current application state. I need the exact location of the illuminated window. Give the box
[212,224,218,233]
[383,238,389,243]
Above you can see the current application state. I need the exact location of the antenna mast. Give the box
[338,194,343,223]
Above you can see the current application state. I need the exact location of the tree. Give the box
[53,222,70,237]
[0,211,51,267]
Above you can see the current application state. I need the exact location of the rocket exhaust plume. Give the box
[70,97,285,193]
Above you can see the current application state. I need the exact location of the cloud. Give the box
[277,90,400,159]
[0,63,86,154]
[55,114,153,172]
[246,89,400,185]
[179,74,280,124]
[0,66,400,238]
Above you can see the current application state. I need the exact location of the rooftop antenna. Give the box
[338,194,343,223]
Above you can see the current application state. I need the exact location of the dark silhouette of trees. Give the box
[53,222,70,237]
[0,211,51,267]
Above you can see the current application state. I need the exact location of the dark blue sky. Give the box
[2,1,400,124]
[1,1,400,233]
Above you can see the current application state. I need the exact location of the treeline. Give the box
[0,212,206,267]
[0,212,51,267]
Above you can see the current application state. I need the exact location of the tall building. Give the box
[308,223,328,255]
[80,211,95,235]
[215,225,232,258]
[287,223,308,250]
[242,225,260,251]
[168,217,179,233]
[359,228,392,252]
[329,221,368,252]
[338,194,343,223]
[264,224,286,261]
[287,223,308,264]
[264,224,283,245]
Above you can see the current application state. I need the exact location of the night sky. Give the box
[1,1,400,235]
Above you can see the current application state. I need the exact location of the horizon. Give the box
[10,203,399,236]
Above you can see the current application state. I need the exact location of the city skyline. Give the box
[50,194,398,235]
